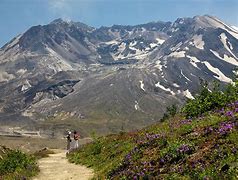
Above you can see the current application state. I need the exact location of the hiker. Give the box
[73,130,80,149]
[66,131,72,154]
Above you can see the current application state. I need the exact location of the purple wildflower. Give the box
[235,101,238,107]
[218,122,235,135]
[181,119,192,124]
[225,111,234,117]
[204,127,213,135]
[177,144,192,154]
[159,158,165,165]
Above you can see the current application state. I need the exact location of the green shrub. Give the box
[0,148,38,179]
[161,104,178,121]
[183,80,238,118]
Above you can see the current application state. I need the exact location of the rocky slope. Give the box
[0,15,238,136]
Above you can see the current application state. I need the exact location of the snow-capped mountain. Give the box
[0,15,238,136]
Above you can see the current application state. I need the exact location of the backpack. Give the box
[74,133,80,140]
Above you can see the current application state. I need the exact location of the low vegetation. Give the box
[33,147,55,159]
[183,80,238,118]
[0,146,39,179]
[68,80,238,179]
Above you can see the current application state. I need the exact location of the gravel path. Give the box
[33,149,94,180]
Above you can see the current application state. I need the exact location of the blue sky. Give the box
[0,0,238,47]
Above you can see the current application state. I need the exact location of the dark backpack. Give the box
[74,134,80,140]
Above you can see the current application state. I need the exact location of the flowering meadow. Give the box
[68,83,238,179]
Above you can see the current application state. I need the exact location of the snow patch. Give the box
[112,41,149,60]
[17,69,27,75]
[155,59,163,71]
[156,38,165,45]
[202,61,232,83]
[183,89,194,99]
[141,27,146,32]
[111,42,127,60]
[219,33,238,59]
[233,70,238,76]
[186,55,201,69]
[228,41,233,50]
[155,82,175,95]
[181,70,192,82]
[211,17,238,40]
[21,80,32,91]
[150,43,158,48]
[171,28,179,33]
[135,101,140,110]
[173,83,180,88]
[134,53,148,60]
[130,41,137,47]
[139,80,145,91]
[210,49,238,66]
[192,34,205,50]
[168,51,186,58]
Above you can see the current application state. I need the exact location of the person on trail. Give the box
[73,130,80,149]
[66,131,72,154]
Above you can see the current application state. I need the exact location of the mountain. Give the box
[0,15,238,137]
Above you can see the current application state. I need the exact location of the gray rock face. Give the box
[0,15,238,136]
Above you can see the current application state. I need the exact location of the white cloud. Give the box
[48,0,72,20]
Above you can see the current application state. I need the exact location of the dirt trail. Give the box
[33,149,94,180]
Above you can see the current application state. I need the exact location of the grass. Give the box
[68,133,135,179]
[0,146,39,179]
[68,102,238,179]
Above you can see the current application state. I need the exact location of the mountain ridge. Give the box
[0,15,238,137]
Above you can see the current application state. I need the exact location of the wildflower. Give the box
[177,144,192,154]
[181,119,192,124]
[159,158,165,165]
[218,122,234,135]
[225,111,234,117]
[125,154,132,160]
[235,101,238,107]
[219,108,225,115]
[204,127,213,135]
